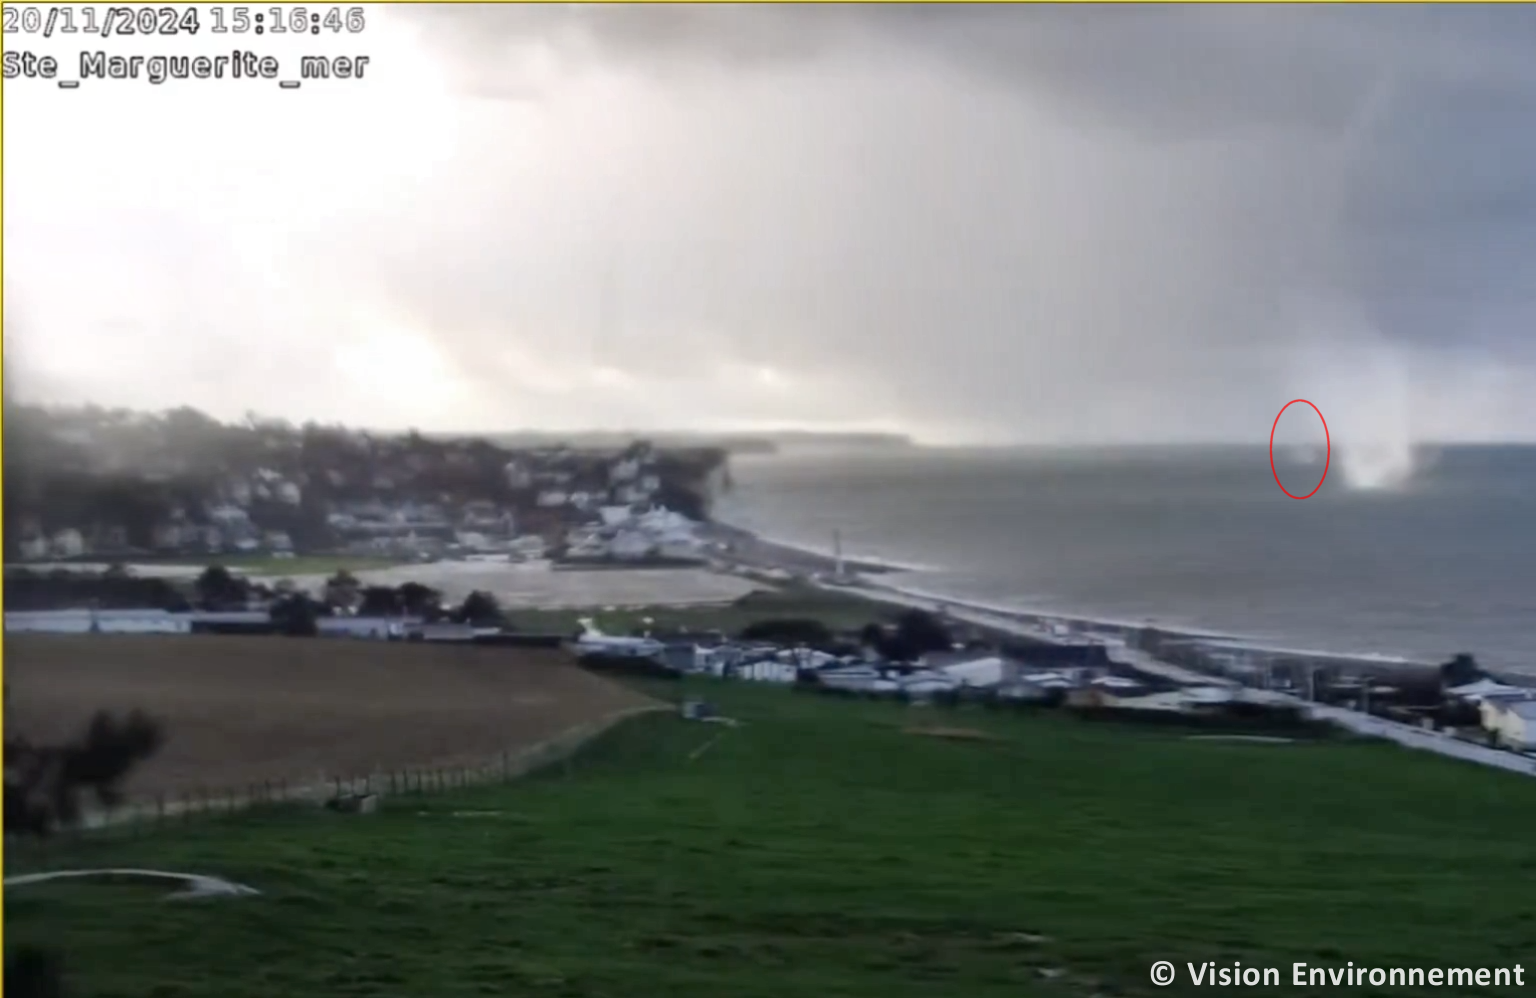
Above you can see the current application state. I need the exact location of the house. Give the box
[609,458,641,484]
[599,505,633,528]
[209,504,251,526]
[504,461,532,489]
[1449,679,1533,704]
[614,484,648,505]
[1484,699,1536,750]
[932,655,1011,688]
[509,535,547,560]
[536,489,569,508]
[610,530,655,560]
[51,528,86,559]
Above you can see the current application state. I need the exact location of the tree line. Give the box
[4,565,508,634]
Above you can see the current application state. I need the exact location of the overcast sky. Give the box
[7,4,1536,445]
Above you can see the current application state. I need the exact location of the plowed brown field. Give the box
[5,634,653,799]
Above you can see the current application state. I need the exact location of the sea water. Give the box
[716,445,1536,674]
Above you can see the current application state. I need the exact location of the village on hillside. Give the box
[4,404,728,567]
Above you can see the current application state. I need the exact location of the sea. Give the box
[714,445,1536,675]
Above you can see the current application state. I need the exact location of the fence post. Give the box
[156,792,166,826]
[389,771,398,796]
[334,777,342,801]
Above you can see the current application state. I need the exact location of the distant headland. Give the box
[444,430,918,456]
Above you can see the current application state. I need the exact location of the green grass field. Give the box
[503,584,888,636]
[10,680,1536,998]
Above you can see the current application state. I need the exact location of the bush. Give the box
[577,653,681,681]
[738,618,835,647]
[5,696,165,997]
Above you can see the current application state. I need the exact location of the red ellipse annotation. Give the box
[1269,399,1331,500]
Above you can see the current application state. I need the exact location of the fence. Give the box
[40,704,669,839]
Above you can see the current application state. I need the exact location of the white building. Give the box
[599,505,633,527]
[1485,699,1536,750]
[610,531,655,560]
[51,529,85,559]
[609,458,641,484]
[6,609,191,635]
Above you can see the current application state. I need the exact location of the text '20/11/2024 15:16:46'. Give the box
[0,5,366,37]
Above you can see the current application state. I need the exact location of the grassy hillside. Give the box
[9,680,1536,997]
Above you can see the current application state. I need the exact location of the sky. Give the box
[7,3,1536,446]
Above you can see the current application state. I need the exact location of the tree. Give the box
[893,609,952,655]
[194,565,249,609]
[454,590,503,626]
[357,586,401,617]
[322,570,361,612]
[1440,653,1483,690]
[4,693,165,997]
[869,610,953,663]
[395,582,442,618]
[738,618,835,648]
[269,593,322,636]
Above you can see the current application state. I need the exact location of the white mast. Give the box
[833,529,844,579]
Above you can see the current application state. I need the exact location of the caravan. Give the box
[572,617,665,660]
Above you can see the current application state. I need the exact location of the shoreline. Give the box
[700,521,925,576]
[705,519,1531,688]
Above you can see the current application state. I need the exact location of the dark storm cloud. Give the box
[16,5,1536,443]
[393,3,1536,434]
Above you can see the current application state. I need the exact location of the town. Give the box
[5,404,727,566]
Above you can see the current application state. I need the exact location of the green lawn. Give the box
[10,680,1536,998]
[504,584,888,636]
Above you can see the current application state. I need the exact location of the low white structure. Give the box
[937,656,1008,688]
[6,609,190,635]
[1449,679,1534,704]
[317,617,411,640]
[1483,698,1536,749]
[5,609,274,635]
